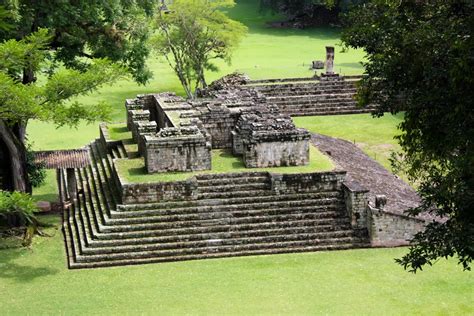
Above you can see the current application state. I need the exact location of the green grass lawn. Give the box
[294,113,404,171]
[1,215,473,315]
[117,145,334,183]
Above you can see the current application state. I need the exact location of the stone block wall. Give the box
[127,109,150,131]
[198,103,239,149]
[343,181,369,230]
[270,171,346,194]
[99,123,122,151]
[144,127,211,173]
[367,204,427,247]
[243,135,310,168]
[115,174,198,205]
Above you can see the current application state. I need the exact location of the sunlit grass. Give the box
[294,113,404,171]
[116,145,334,183]
[0,215,472,315]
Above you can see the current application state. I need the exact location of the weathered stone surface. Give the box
[233,112,311,168]
[270,171,346,194]
[325,46,335,75]
[312,60,324,69]
[120,179,198,204]
[144,127,211,173]
[367,206,427,247]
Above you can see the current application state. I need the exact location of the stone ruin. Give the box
[57,69,427,269]
[232,111,310,168]
[125,83,313,174]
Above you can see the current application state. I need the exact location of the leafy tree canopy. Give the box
[0,29,125,127]
[259,0,367,26]
[0,29,127,192]
[0,0,155,84]
[152,0,247,98]
[341,0,474,271]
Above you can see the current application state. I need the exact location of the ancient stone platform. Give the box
[58,73,427,269]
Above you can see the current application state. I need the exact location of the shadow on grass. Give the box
[32,193,58,203]
[110,126,128,133]
[0,215,61,282]
[128,166,148,176]
[0,248,59,282]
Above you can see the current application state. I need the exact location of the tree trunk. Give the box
[0,120,30,193]
[22,67,37,85]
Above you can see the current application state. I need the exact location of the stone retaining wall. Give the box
[144,127,212,173]
[343,181,370,230]
[270,171,346,194]
[367,204,427,247]
[111,161,198,204]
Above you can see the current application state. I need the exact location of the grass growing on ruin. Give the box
[108,124,132,141]
[294,113,404,171]
[116,145,333,183]
[1,215,473,315]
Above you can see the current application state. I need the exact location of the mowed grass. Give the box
[117,145,333,183]
[294,113,404,171]
[0,215,473,315]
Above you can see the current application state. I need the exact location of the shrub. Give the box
[0,190,38,226]
[0,190,40,246]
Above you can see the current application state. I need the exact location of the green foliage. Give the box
[152,0,247,98]
[0,30,127,127]
[25,143,46,188]
[0,190,38,227]
[0,5,12,31]
[259,0,366,25]
[0,0,155,84]
[341,0,474,271]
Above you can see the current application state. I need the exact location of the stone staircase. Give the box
[62,140,369,269]
[247,78,375,116]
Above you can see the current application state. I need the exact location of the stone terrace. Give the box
[61,137,371,268]
[59,73,427,269]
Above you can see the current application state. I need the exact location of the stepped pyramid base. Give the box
[60,139,370,269]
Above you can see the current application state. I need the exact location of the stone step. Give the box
[112,195,343,219]
[196,175,269,186]
[77,223,350,248]
[88,216,349,240]
[69,203,348,247]
[67,242,369,269]
[267,93,356,102]
[195,172,268,180]
[117,143,128,159]
[89,142,118,210]
[198,189,276,200]
[77,230,356,256]
[108,202,344,224]
[197,182,270,193]
[96,211,349,234]
[262,90,356,97]
[117,191,343,211]
[72,235,364,264]
[252,82,356,91]
[288,108,373,116]
[273,99,357,107]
